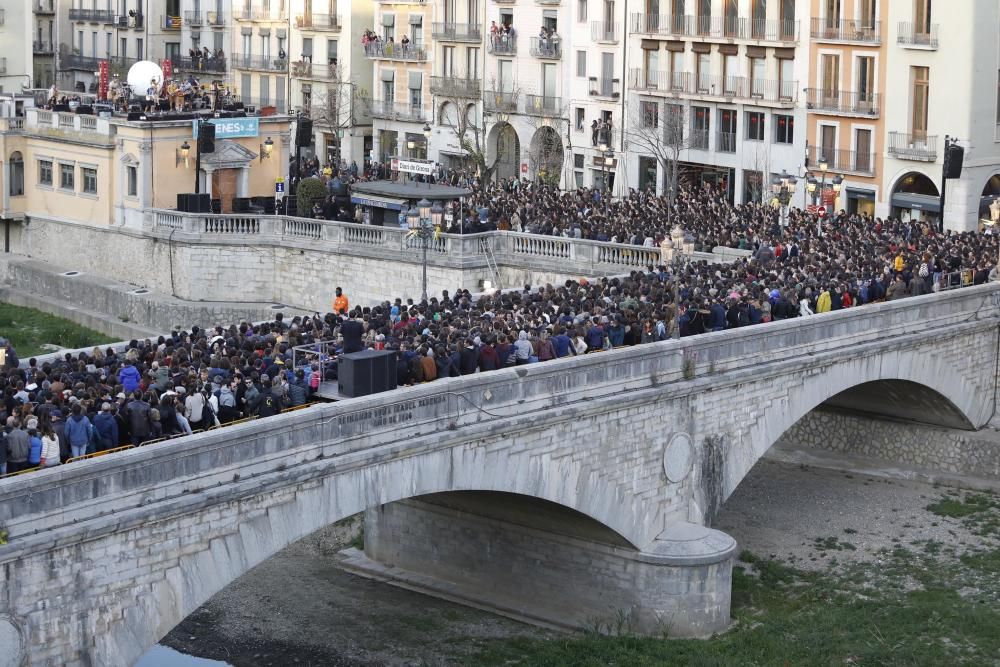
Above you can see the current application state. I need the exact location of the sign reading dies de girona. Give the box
[192,116,261,139]
[393,158,435,176]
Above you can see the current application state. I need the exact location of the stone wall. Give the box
[775,407,1000,483]
[357,493,734,637]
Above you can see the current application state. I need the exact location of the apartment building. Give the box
[60,0,149,94]
[0,3,29,94]
[625,0,806,203]
[230,0,291,113]
[156,0,231,82]
[368,0,435,165]
[879,0,998,232]
[29,1,59,90]
[289,0,373,166]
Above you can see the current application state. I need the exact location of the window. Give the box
[746,111,764,140]
[914,0,931,34]
[696,53,710,92]
[857,55,874,106]
[574,153,585,168]
[911,65,929,139]
[575,107,585,130]
[774,114,793,143]
[855,128,872,172]
[303,37,314,61]
[38,160,52,186]
[578,0,587,21]
[136,38,143,60]
[743,170,763,203]
[751,0,766,38]
[467,47,479,79]
[825,0,841,26]
[691,105,709,149]
[82,167,97,194]
[665,103,684,144]
[442,45,455,76]
[725,0,738,35]
[698,0,711,35]
[718,109,737,152]
[577,50,586,77]
[780,0,795,38]
[641,100,659,128]
[410,17,423,47]
[821,54,840,96]
[750,56,765,97]
[127,165,137,197]
[859,0,876,29]
[59,163,74,190]
[574,153,585,187]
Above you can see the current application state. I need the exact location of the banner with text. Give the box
[193,116,260,139]
[395,158,435,176]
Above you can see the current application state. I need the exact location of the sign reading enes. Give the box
[192,117,260,139]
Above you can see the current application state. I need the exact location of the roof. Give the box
[351,180,472,201]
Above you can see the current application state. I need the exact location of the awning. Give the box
[408,71,423,89]
[846,187,876,201]
[382,14,395,26]
[409,15,422,24]
[891,192,941,213]
[350,194,408,211]
[380,69,395,82]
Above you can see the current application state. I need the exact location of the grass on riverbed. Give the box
[470,543,1000,667]
[0,302,115,358]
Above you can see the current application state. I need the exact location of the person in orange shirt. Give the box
[333,286,349,314]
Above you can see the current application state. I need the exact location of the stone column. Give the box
[238,166,250,198]
[202,166,214,198]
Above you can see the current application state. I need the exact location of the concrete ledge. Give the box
[0,286,161,341]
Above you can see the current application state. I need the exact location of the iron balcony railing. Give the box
[33,41,55,55]
[184,10,203,25]
[887,132,938,162]
[805,89,879,116]
[430,75,481,98]
[171,55,228,74]
[529,36,561,59]
[432,22,482,42]
[291,61,340,80]
[588,77,621,99]
[34,1,56,14]
[235,6,288,21]
[591,21,620,42]
[806,145,876,175]
[231,54,288,72]
[522,94,561,116]
[362,42,428,61]
[628,13,798,42]
[897,21,938,49]
[810,17,881,43]
[488,37,517,55]
[295,13,342,31]
[717,131,737,153]
[183,11,225,27]
[69,8,114,22]
[628,69,795,103]
[629,68,692,93]
[690,128,709,150]
[484,90,517,113]
[367,99,428,122]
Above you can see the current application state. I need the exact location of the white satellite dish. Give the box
[126,60,164,97]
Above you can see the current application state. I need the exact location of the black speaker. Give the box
[198,121,216,154]
[127,111,144,121]
[296,118,313,147]
[192,193,210,212]
[177,193,192,212]
[232,197,252,213]
[211,198,222,214]
[75,105,94,115]
[945,144,965,179]
[338,350,397,398]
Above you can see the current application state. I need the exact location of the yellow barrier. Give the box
[0,466,41,479]
[66,445,135,464]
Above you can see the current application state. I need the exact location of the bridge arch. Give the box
[720,353,985,506]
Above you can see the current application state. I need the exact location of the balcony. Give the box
[806,145,876,176]
[629,68,691,93]
[363,42,428,62]
[529,36,561,59]
[183,11,224,27]
[887,132,938,162]
[431,75,481,98]
[690,128,709,150]
[810,17,881,44]
[34,1,56,15]
[184,10,204,26]
[898,21,938,49]
[171,56,228,74]
[368,99,428,123]
[295,13,342,31]
[488,37,517,55]
[162,14,182,30]
[536,0,561,4]
[717,131,736,153]
[628,13,798,42]
[33,41,55,55]
[484,90,517,113]
[805,89,879,116]
[432,22,482,42]
[60,54,102,71]
[628,69,795,105]
[588,77,621,100]
[591,21,620,43]
[522,94,561,116]
[231,54,288,73]
[235,6,287,22]
[69,8,114,22]
[291,61,340,80]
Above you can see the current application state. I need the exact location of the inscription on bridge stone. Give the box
[0,616,24,667]
[663,432,694,483]
[337,395,448,431]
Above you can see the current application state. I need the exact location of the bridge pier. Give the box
[340,493,736,638]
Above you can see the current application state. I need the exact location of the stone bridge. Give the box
[1,285,999,666]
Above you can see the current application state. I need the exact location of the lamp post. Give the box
[408,197,443,303]
[807,155,843,236]
[770,170,797,228]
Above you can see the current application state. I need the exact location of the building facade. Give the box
[60,0,149,94]
[229,0,291,113]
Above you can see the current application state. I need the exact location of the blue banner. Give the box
[192,116,260,139]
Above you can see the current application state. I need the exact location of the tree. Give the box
[302,62,366,165]
[440,77,520,182]
[744,141,772,204]
[297,177,327,216]
[625,99,693,223]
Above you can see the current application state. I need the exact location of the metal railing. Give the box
[522,94,561,116]
[805,89,879,116]
[291,61,340,80]
[717,131,737,153]
[806,145,876,175]
[61,54,136,71]
[363,42,428,61]
[68,8,114,22]
[34,1,55,14]
[231,54,288,72]
[628,69,794,103]
[234,6,287,21]
[488,36,517,55]
[897,21,938,48]
[484,90,517,113]
[430,76,481,98]
[367,99,429,122]
[171,55,228,74]
[588,77,621,99]
[591,21,620,42]
[810,17,881,43]
[295,13,342,31]
[887,132,938,162]
[432,22,482,41]
[629,13,798,42]
[528,36,561,59]
[33,41,54,55]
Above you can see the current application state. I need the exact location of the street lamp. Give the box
[770,170,797,228]
[408,197,436,303]
[259,136,273,163]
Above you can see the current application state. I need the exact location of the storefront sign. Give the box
[193,116,260,139]
[396,158,435,176]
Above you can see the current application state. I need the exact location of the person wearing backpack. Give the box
[251,379,281,418]
[217,380,240,423]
